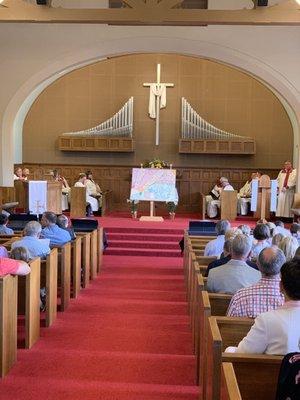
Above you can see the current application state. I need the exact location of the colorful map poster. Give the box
[130,168,178,203]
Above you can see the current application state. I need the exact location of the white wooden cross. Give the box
[143,64,174,146]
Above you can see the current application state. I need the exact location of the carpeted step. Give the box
[105,227,184,235]
[0,376,199,400]
[40,326,193,355]
[17,349,196,386]
[108,240,180,250]
[102,265,183,275]
[107,233,182,242]
[105,247,181,257]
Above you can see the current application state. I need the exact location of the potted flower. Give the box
[166,201,177,220]
[127,199,139,219]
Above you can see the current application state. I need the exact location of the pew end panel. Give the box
[71,237,82,299]
[222,353,282,400]
[97,227,103,273]
[0,275,18,378]
[41,248,58,327]
[55,243,71,312]
[18,258,41,349]
[221,363,242,400]
[90,229,98,280]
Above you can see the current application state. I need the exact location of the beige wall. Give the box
[23,53,293,169]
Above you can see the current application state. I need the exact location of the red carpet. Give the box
[0,251,199,400]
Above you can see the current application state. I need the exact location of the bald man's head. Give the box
[258,246,286,276]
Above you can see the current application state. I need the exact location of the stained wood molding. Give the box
[0,0,299,25]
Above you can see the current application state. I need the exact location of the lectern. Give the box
[252,175,271,220]
[70,187,86,218]
[220,191,237,221]
[14,180,62,214]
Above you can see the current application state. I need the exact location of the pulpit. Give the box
[252,175,275,220]
[70,187,86,218]
[220,191,237,221]
[14,180,62,214]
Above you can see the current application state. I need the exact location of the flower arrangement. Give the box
[141,158,170,169]
[127,199,139,218]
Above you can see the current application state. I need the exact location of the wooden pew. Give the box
[18,258,41,349]
[197,291,233,388]
[77,232,91,288]
[0,274,18,378]
[54,243,71,312]
[222,354,282,400]
[221,363,242,400]
[71,237,82,298]
[205,316,254,400]
[90,229,98,280]
[97,227,103,273]
[40,248,58,327]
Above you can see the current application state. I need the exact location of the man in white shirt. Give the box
[229,259,300,355]
[207,177,234,218]
[204,220,231,258]
[276,161,297,218]
[207,234,261,294]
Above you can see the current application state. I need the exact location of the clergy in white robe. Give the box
[74,173,99,212]
[237,172,261,215]
[276,161,297,218]
[207,177,234,218]
[85,171,102,209]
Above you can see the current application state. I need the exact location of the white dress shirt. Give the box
[236,301,300,355]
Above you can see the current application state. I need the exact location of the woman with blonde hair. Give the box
[278,236,299,261]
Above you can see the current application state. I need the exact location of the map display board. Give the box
[130,168,178,203]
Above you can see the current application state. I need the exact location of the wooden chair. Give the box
[0,274,18,378]
[40,248,58,327]
[205,316,254,400]
[71,237,82,298]
[18,258,41,349]
[221,363,242,400]
[221,190,237,221]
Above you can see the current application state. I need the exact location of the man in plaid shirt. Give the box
[227,246,286,318]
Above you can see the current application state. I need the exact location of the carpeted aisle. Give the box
[0,254,199,400]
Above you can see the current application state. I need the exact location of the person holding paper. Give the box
[276,161,297,218]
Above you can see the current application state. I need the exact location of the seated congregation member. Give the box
[56,214,76,241]
[74,173,98,216]
[0,214,13,235]
[228,259,300,355]
[237,224,252,237]
[290,223,300,246]
[10,246,30,262]
[251,223,271,262]
[274,220,291,237]
[13,167,25,181]
[278,236,299,262]
[227,247,285,318]
[51,169,70,211]
[207,235,261,294]
[11,221,50,259]
[204,219,231,257]
[41,212,71,246]
[206,177,234,219]
[0,255,30,276]
[0,245,8,258]
[206,227,258,277]
[272,233,285,247]
[237,172,260,216]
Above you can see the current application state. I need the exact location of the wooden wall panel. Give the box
[17,164,278,213]
[23,54,293,170]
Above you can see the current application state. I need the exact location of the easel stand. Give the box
[139,201,164,222]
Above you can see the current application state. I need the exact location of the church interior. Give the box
[0,1,300,399]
